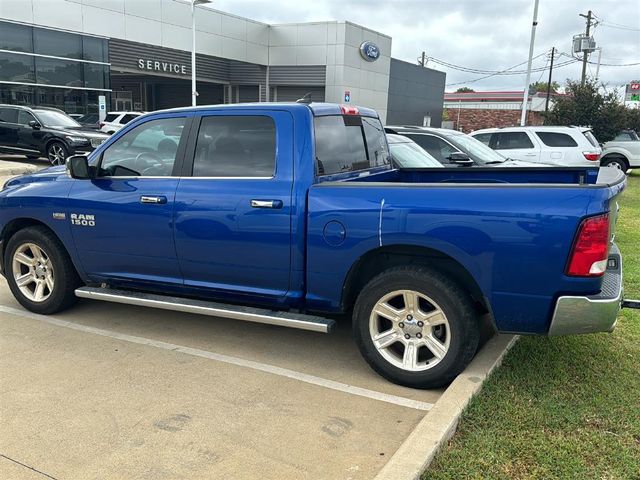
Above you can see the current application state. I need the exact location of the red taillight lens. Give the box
[583,151,600,161]
[567,213,610,277]
[340,105,359,115]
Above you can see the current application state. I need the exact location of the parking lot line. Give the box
[0,304,434,412]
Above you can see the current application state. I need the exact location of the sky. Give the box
[210,0,640,94]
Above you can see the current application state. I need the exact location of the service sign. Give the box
[359,41,380,62]
[138,59,188,75]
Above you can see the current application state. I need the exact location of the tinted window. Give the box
[535,132,578,147]
[34,28,82,59]
[493,132,534,149]
[121,114,139,124]
[83,63,108,89]
[389,141,443,168]
[193,116,276,177]
[100,117,186,177]
[0,21,33,52]
[0,52,35,83]
[314,115,390,175]
[104,113,118,123]
[406,134,459,163]
[82,36,107,62]
[35,57,82,87]
[613,133,632,141]
[0,108,18,123]
[18,110,36,125]
[472,133,492,146]
[582,130,600,147]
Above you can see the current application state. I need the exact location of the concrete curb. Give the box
[375,334,519,480]
[0,167,38,176]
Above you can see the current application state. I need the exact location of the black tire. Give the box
[4,226,81,314]
[26,154,40,160]
[46,141,68,166]
[602,156,629,173]
[353,266,480,389]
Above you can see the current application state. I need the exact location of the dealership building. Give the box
[0,0,446,124]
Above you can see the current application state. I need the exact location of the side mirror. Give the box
[28,120,41,129]
[448,152,474,165]
[66,155,92,179]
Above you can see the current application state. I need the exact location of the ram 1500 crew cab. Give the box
[0,103,629,388]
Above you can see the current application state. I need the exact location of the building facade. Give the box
[0,0,445,124]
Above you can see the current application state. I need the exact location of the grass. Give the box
[424,170,640,480]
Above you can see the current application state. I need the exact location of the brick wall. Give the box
[443,108,544,133]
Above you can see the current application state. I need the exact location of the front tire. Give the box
[5,226,81,314]
[47,141,68,166]
[353,266,480,389]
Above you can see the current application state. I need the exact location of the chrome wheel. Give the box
[48,143,66,165]
[606,160,623,170]
[12,243,55,303]
[369,289,450,372]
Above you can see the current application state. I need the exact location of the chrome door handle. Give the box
[251,199,283,209]
[140,195,167,204]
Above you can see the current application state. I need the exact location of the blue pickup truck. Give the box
[0,103,629,388]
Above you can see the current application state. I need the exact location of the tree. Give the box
[529,81,560,93]
[455,87,475,93]
[545,79,628,142]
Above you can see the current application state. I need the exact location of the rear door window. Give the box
[121,114,138,124]
[0,108,18,123]
[472,133,492,146]
[314,115,389,175]
[493,132,534,149]
[582,130,600,147]
[192,115,276,177]
[104,113,118,123]
[535,132,578,147]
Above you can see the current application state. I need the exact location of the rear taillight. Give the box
[340,105,359,115]
[583,151,600,161]
[566,213,610,277]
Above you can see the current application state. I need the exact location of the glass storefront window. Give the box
[34,28,82,59]
[0,52,36,83]
[0,21,33,52]
[82,36,108,63]
[35,57,83,87]
[83,63,109,89]
[0,85,35,106]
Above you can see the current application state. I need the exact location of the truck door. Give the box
[174,110,293,301]
[67,114,191,286]
[491,131,540,162]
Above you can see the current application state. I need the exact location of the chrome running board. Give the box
[75,287,335,333]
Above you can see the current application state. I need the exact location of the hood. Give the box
[3,165,67,189]
[49,126,109,139]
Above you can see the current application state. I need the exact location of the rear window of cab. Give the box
[314,115,390,176]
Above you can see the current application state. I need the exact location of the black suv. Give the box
[0,105,109,165]
[384,125,539,167]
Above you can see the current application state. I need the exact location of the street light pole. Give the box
[520,0,540,127]
[191,0,212,106]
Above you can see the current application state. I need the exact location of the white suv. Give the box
[470,126,602,167]
[601,130,640,173]
[100,111,144,134]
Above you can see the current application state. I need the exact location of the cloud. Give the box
[211,0,640,92]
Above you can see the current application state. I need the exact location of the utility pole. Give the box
[579,10,593,86]
[520,0,540,126]
[420,51,426,67]
[545,47,555,114]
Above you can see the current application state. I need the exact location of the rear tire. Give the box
[46,141,68,166]
[602,156,629,173]
[353,266,480,389]
[4,226,81,314]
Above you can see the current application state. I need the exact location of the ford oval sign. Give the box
[359,41,380,62]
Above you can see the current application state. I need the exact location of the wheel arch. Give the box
[341,244,489,315]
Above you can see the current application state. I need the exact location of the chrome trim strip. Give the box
[0,80,112,92]
[75,287,335,333]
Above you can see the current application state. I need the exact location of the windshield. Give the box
[34,110,81,128]
[390,141,443,168]
[446,132,506,164]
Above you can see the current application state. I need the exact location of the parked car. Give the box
[0,105,110,165]
[601,131,640,172]
[469,126,602,167]
[100,111,144,134]
[0,102,629,389]
[75,113,101,130]
[387,134,443,168]
[385,126,540,167]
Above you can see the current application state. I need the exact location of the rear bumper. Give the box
[548,244,622,335]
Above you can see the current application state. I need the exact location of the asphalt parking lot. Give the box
[0,154,505,480]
